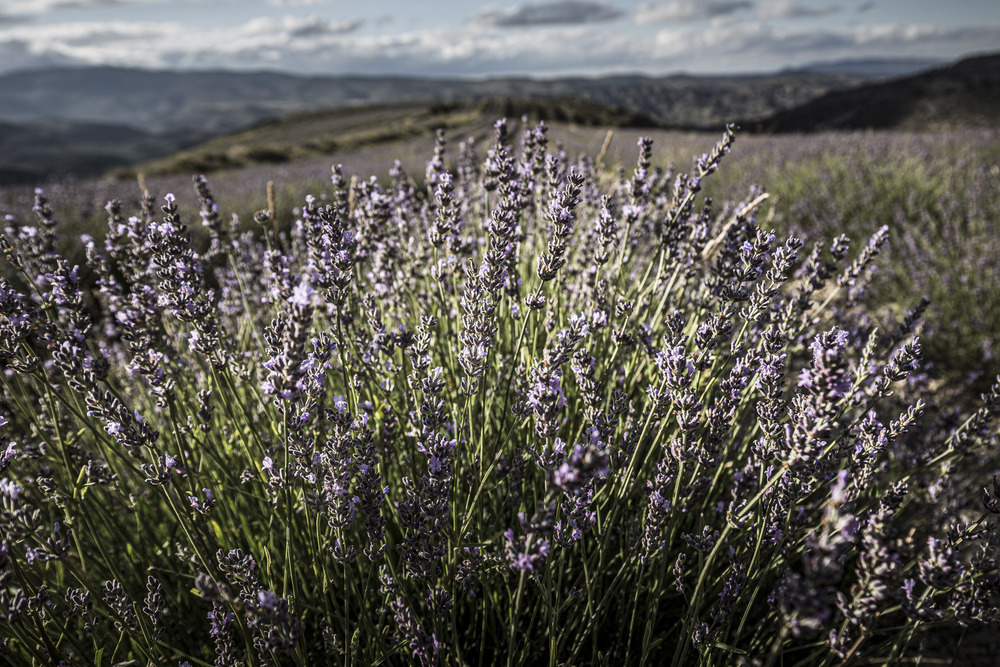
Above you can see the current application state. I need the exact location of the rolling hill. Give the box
[748,52,1000,132]
[111,97,659,178]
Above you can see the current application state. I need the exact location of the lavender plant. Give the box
[1,123,998,667]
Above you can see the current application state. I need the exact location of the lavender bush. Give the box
[1,120,999,666]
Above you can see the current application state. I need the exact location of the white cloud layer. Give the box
[653,21,1000,69]
[0,6,997,77]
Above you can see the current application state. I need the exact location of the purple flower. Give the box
[0,440,14,475]
[0,478,21,502]
[290,280,314,307]
[24,545,40,565]
[257,589,279,612]
[503,527,551,573]
[551,442,610,495]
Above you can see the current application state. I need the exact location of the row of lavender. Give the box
[1,121,999,665]
[6,128,997,390]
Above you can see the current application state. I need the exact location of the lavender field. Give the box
[1,120,999,665]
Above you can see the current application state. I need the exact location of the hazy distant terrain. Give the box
[0,64,902,133]
[0,59,909,184]
[3,53,992,185]
[0,120,208,185]
[747,53,1000,132]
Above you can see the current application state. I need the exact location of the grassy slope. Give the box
[112,97,661,178]
[747,52,1000,132]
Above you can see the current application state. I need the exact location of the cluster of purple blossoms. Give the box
[148,193,228,367]
[527,313,590,437]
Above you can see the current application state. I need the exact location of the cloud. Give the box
[0,16,367,72]
[0,13,30,25]
[303,23,646,76]
[652,21,1000,70]
[1,10,997,79]
[284,17,362,38]
[0,36,80,70]
[857,1,875,12]
[756,2,841,19]
[186,21,652,77]
[635,1,752,24]
[472,2,625,27]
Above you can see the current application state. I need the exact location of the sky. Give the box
[0,0,998,78]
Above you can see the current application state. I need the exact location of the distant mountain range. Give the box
[746,52,1000,133]
[0,65,883,134]
[0,53,993,185]
[781,57,943,79]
